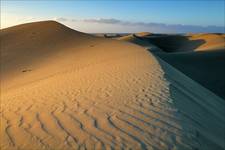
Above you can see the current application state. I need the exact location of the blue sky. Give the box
[1,0,225,33]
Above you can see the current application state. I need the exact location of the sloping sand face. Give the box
[121,33,225,53]
[1,21,225,150]
[156,50,225,99]
[117,33,225,99]
[186,33,225,51]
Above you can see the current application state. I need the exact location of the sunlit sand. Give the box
[1,21,225,150]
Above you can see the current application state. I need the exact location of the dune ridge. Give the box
[144,33,225,52]
[117,32,225,99]
[117,33,225,52]
[1,21,225,150]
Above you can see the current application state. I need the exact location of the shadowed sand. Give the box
[144,33,225,52]
[117,33,225,99]
[155,50,225,99]
[1,21,225,150]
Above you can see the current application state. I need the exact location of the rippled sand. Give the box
[1,21,224,150]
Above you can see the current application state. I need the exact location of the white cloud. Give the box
[54,17,225,33]
[1,15,224,33]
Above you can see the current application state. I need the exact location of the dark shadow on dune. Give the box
[22,69,32,73]
[131,33,225,99]
[118,33,225,148]
[150,51,225,150]
[136,35,206,52]
[153,49,225,99]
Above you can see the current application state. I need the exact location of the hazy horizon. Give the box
[1,0,225,33]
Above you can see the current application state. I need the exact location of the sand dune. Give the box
[186,33,225,50]
[117,33,225,52]
[155,50,225,99]
[117,32,151,43]
[117,33,225,99]
[117,33,161,52]
[117,34,150,47]
[144,33,225,52]
[0,21,95,91]
[1,21,225,150]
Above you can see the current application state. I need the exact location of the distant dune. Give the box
[1,21,225,150]
[116,33,162,52]
[145,33,225,52]
[117,34,150,47]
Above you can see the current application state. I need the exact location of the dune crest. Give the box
[117,32,225,99]
[1,21,225,150]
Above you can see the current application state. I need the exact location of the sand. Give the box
[155,50,225,99]
[142,33,225,52]
[117,34,150,47]
[1,21,225,150]
[117,32,225,99]
[117,33,162,52]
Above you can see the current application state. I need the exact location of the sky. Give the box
[1,0,225,33]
